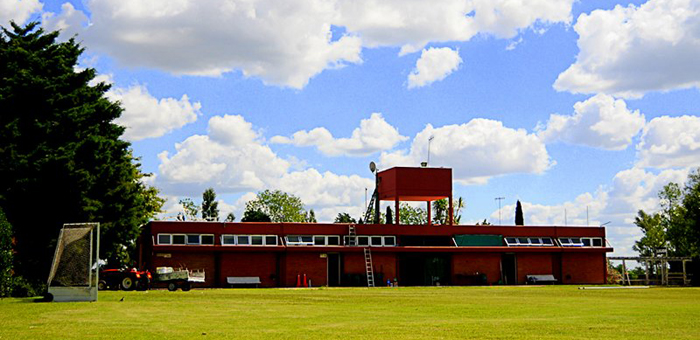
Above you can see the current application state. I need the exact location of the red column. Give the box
[449,196,454,226]
[395,198,400,225]
[427,201,432,226]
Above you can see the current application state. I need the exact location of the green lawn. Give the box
[1,286,699,339]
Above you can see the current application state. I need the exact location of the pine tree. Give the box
[515,200,524,225]
[386,206,393,224]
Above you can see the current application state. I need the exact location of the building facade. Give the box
[138,167,612,287]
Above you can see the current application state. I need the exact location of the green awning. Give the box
[454,234,503,246]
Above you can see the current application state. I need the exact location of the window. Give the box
[559,238,583,247]
[287,235,300,243]
[237,235,250,245]
[265,236,278,246]
[187,234,200,245]
[157,234,171,245]
[222,235,235,245]
[301,236,313,243]
[580,237,603,247]
[384,236,396,246]
[286,235,314,246]
[505,237,554,246]
[251,236,264,245]
[357,236,369,246]
[172,234,186,245]
[327,236,340,246]
[314,236,325,246]
[201,235,214,245]
[371,236,383,246]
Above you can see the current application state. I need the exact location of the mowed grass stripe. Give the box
[1,286,699,339]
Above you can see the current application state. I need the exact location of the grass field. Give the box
[1,286,699,339]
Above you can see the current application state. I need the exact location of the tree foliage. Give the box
[0,22,164,280]
[179,198,200,221]
[306,209,317,223]
[515,200,524,225]
[0,23,163,280]
[0,208,13,297]
[201,188,219,221]
[634,169,700,258]
[431,197,465,225]
[225,212,235,222]
[334,213,356,224]
[244,190,308,222]
[386,206,393,225]
[241,209,271,222]
[399,203,427,225]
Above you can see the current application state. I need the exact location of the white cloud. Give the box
[0,0,42,25]
[636,115,700,168]
[488,166,691,256]
[45,0,362,89]
[407,47,462,88]
[107,84,200,141]
[41,2,87,37]
[537,94,645,150]
[42,0,574,88]
[156,114,373,222]
[380,119,553,184]
[554,0,700,98]
[271,113,407,156]
[336,0,574,55]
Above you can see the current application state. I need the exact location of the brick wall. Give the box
[220,253,279,287]
[284,252,328,287]
[452,253,501,285]
[516,253,554,284]
[561,252,606,284]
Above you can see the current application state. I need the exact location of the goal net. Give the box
[47,223,99,302]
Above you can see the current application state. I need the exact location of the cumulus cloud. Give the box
[380,119,553,184]
[156,114,373,222]
[336,0,574,55]
[554,0,700,98]
[537,94,645,150]
[271,113,407,156]
[42,0,574,88]
[0,0,42,25]
[636,115,700,168]
[107,84,200,141]
[407,47,462,88]
[490,167,691,255]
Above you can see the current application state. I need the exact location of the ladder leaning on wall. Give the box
[364,247,375,287]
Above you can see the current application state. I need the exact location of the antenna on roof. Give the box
[427,136,434,166]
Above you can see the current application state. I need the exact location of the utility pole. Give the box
[495,197,505,225]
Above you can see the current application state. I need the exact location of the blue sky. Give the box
[4,0,700,255]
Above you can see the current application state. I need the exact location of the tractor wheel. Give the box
[182,282,191,291]
[121,277,134,291]
[98,280,107,290]
[167,282,177,291]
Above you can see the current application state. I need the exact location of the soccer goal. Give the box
[46,223,100,302]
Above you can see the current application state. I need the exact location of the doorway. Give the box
[502,253,517,285]
[399,253,451,286]
[327,253,340,286]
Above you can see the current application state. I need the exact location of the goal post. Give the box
[47,223,100,302]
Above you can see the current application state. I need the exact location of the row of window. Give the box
[157,233,602,248]
[343,236,396,247]
[222,235,278,246]
[158,234,215,245]
[504,237,554,246]
[560,237,603,247]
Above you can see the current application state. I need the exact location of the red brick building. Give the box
[138,167,612,287]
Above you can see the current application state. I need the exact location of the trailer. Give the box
[155,267,205,291]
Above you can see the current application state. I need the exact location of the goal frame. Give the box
[47,222,100,302]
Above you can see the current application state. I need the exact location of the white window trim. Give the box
[580,237,603,247]
[171,234,187,245]
[558,237,584,247]
[504,237,554,247]
[221,234,280,246]
[157,234,172,245]
[343,235,397,247]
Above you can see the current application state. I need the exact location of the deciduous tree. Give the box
[244,190,308,222]
[201,188,219,221]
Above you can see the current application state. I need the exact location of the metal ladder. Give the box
[364,247,375,287]
[348,224,357,246]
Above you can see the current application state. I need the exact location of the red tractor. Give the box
[98,268,152,291]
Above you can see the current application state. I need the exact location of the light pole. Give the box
[495,197,505,225]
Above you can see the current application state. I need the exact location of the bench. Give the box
[227,276,261,288]
[526,274,557,285]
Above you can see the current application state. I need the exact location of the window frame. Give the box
[157,234,172,245]
[172,234,186,245]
